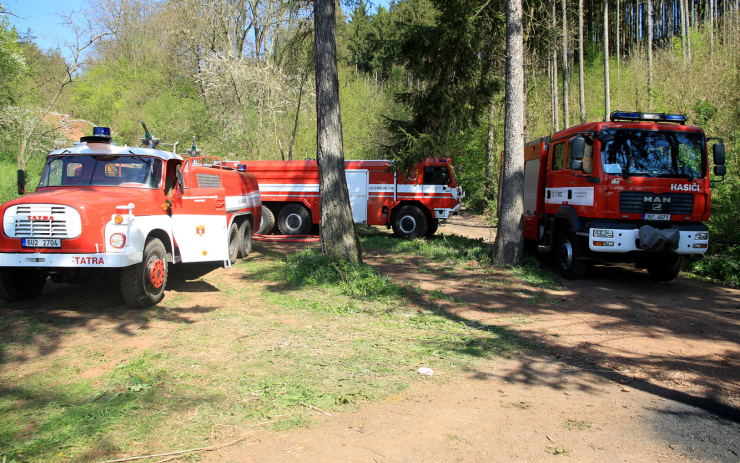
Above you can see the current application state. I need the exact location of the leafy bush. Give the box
[279,248,400,298]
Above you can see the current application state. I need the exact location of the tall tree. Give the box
[493,0,524,266]
[647,0,654,109]
[551,0,560,131]
[314,0,362,263]
[562,0,570,127]
[578,0,586,122]
[603,0,611,120]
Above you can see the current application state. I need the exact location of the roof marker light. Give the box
[93,127,111,137]
[610,111,687,124]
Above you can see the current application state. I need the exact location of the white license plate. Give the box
[22,238,61,248]
[643,213,670,221]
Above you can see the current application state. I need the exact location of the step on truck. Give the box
[519,111,726,281]
[231,158,464,239]
[0,125,261,307]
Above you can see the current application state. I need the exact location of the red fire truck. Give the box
[0,126,261,307]
[520,111,725,281]
[234,158,464,239]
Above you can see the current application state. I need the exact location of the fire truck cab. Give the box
[522,111,726,280]
[0,127,261,307]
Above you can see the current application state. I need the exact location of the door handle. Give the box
[216,200,225,208]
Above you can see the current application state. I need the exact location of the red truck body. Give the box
[0,131,261,307]
[519,111,725,280]
[232,158,464,239]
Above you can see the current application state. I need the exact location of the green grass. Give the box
[0,240,528,462]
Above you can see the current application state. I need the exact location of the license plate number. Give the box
[22,238,61,248]
[643,213,670,221]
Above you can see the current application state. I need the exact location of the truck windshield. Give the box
[600,129,704,179]
[39,155,163,189]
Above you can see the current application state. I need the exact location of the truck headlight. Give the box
[694,232,708,240]
[593,229,613,238]
[110,233,126,248]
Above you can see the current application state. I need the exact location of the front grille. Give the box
[4,204,81,238]
[619,191,694,215]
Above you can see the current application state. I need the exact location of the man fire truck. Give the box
[519,111,725,281]
[0,125,261,307]
[235,158,463,239]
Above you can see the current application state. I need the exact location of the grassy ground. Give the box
[0,230,549,462]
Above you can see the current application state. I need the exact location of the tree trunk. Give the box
[604,0,611,121]
[552,0,560,132]
[647,0,654,109]
[485,97,499,199]
[493,0,525,267]
[562,0,570,128]
[314,0,362,263]
[579,0,586,123]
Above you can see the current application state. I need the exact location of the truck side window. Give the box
[552,143,566,170]
[582,143,593,174]
[423,166,450,185]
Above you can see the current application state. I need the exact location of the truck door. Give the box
[545,139,595,213]
[345,170,369,223]
[170,159,229,263]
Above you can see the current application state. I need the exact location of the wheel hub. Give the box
[286,213,302,231]
[559,240,574,269]
[148,259,165,288]
[400,216,416,234]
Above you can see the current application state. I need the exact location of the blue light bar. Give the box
[610,111,687,124]
[237,164,247,172]
[93,127,111,137]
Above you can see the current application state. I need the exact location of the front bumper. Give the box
[0,251,142,268]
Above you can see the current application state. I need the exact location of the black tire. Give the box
[647,254,682,281]
[392,205,428,239]
[257,205,275,234]
[227,222,240,263]
[238,219,253,258]
[121,238,167,308]
[0,267,47,302]
[277,204,312,235]
[556,228,589,279]
[425,218,439,237]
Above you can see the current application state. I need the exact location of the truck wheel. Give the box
[425,218,439,237]
[392,205,428,239]
[227,222,240,263]
[238,219,253,258]
[257,205,275,234]
[557,228,589,279]
[121,238,167,308]
[278,204,312,235]
[647,254,682,281]
[0,268,47,301]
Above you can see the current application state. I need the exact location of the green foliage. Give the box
[279,247,401,298]
[358,226,493,265]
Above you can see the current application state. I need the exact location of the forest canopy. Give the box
[0,0,738,283]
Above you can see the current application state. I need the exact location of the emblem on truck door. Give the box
[196,225,205,236]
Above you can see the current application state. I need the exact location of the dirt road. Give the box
[210,213,740,463]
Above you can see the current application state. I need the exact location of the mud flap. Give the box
[639,226,680,252]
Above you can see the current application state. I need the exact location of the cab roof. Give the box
[48,142,184,161]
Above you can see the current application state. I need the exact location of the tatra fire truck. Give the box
[520,111,726,281]
[232,158,464,239]
[0,126,261,307]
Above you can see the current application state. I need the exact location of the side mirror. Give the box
[714,165,726,176]
[570,136,585,161]
[713,143,725,165]
[570,160,584,171]
[176,168,185,192]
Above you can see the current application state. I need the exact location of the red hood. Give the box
[3,186,164,216]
